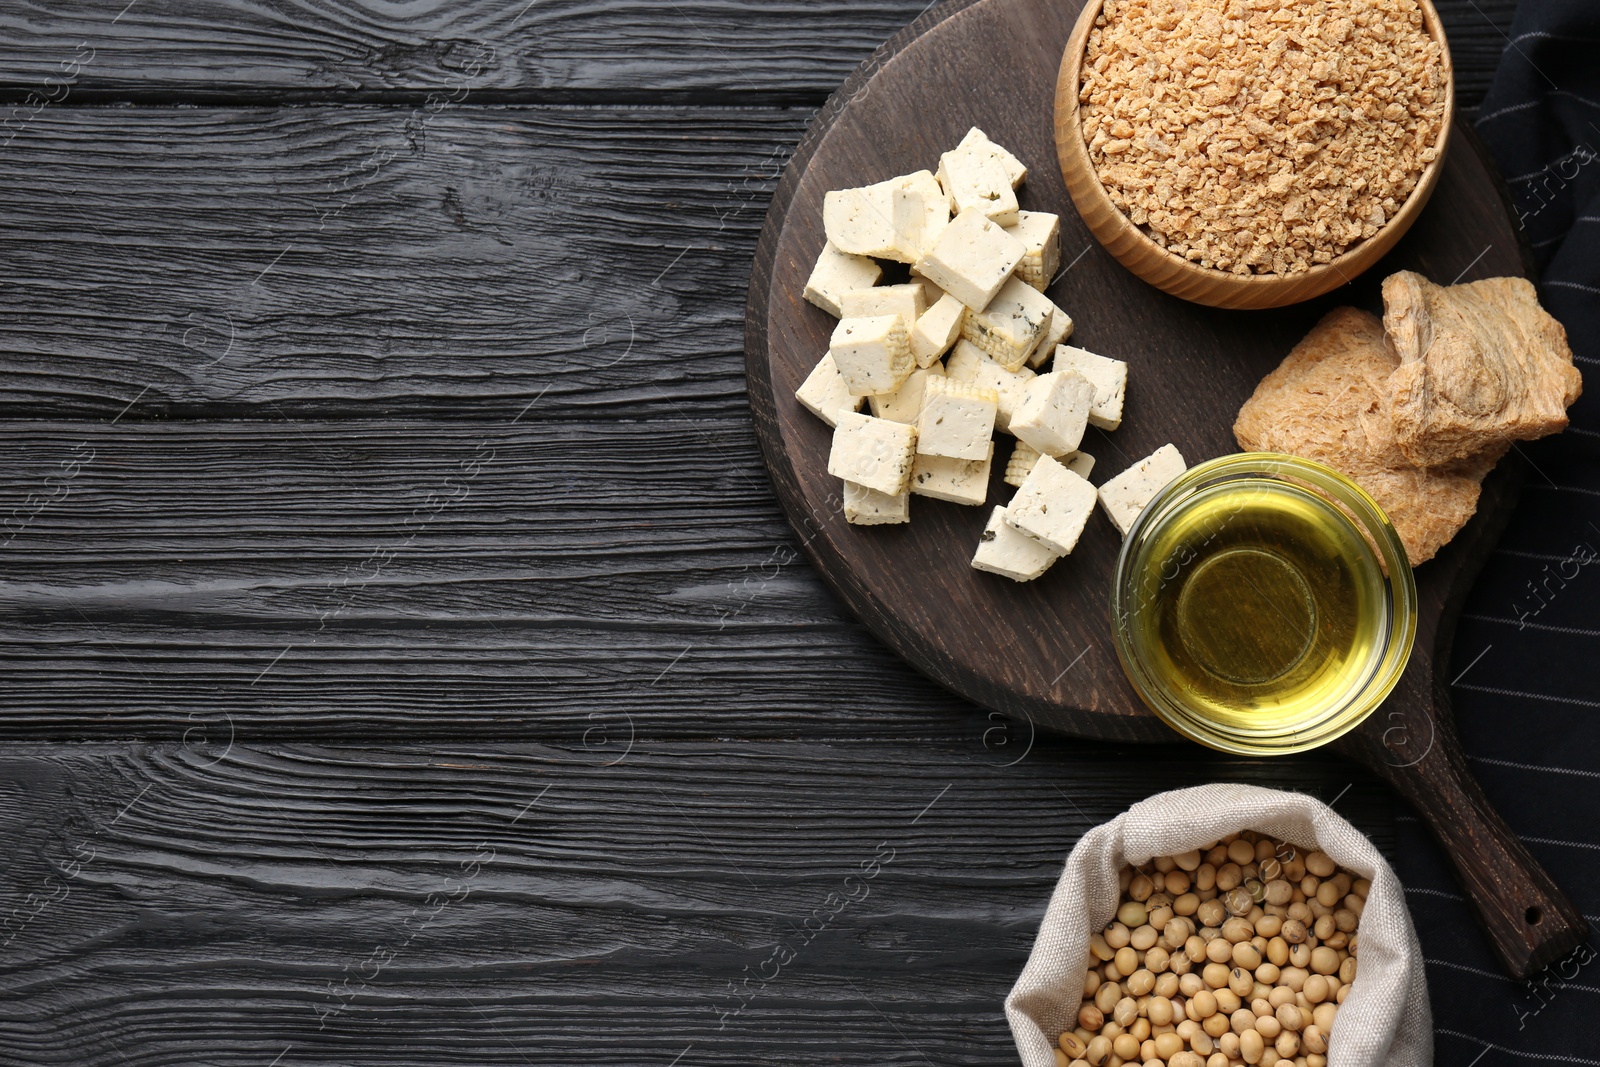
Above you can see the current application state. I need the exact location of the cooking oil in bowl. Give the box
[1112,454,1416,755]
[1131,481,1387,729]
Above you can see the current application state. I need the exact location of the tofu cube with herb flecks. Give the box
[823,184,901,261]
[911,293,967,368]
[913,208,1025,312]
[1026,298,1074,368]
[802,242,883,318]
[795,352,864,428]
[840,283,927,326]
[827,411,917,496]
[937,145,1019,227]
[1006,210,1061,291]
[1010,370,1096,457]
[869,364,945,424]
[843,481,910,525]
[962,276,1055,371]
[1006,455,1099,555]
[915,375,998,461]
[1099,444,1188,536]
[956,127,1027,189]
[972,505,1062,582]
[823,172,947,263]
[945,340,1034,433]
[911,443,993,506]
[830,314,912,397]
[1052,345,1129,431]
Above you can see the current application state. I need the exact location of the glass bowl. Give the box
[1111,453,1417,755]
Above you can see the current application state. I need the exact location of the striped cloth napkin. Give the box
[1398,1,1600,1060]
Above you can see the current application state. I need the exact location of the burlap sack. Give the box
[1006,783,1431,1066]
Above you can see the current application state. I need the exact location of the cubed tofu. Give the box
[868,363,945,424]
[1052,345,1129,430]
[913,208,1026,312]
[911,442,993,506]
[971,505,1062,582]
[1011,443,1090,485]
[895,184,951,260]
[795,352,864,428]
[1063,450,1096,480]
[827,411,918,495]
[916,375,998,460]
[823,171,945,263]
[1099,444,1188,536]
[830,314,912,397]
[1026,299,1075,368]
[1006,455,1099,554]
[898,169,952,254]
[1010,370,1096,456]
[823,185,902,261]
[840,283,927,325]
[911,293,967,368]
[1003,440,1042,488]
[957,127,1028,189]
[938,144,1019,227]
[802,241,883,318]
[945,340,1035,433]
[843,480,910,525]
[1006,210,1062,291]
[961,276,1055,371]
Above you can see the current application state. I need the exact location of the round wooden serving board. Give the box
[746,0,1587,977]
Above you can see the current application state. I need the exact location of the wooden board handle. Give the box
[1345,702,1589,979]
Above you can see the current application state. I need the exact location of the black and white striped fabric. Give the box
[1399,2,1600,1059]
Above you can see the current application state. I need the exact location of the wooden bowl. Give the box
[1053,0,1455,310]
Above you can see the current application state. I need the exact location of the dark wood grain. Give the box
[0,105,804,419]
[0,418,1002,740]
[0,0,1516,105]
[0,1,919,102]
[0,740,1393,1066]
[746,0,1580,978]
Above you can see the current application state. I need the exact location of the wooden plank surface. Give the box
[0,0,1516,104]
[0,106,803,420]
[0,417,989,739]
[0,742,1392,1066]
[0,1,920,101]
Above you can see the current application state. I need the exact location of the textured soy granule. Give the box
[1080,0,1447,275]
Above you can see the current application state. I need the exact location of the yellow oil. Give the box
[1124,481,1389,740]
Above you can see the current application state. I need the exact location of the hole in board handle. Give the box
[1526,906,1544,926]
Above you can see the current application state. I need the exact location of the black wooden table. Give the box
[0,2,1521,1063]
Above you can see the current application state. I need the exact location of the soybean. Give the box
[1073,837,1367,1067]
[1117,901,1148,928]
